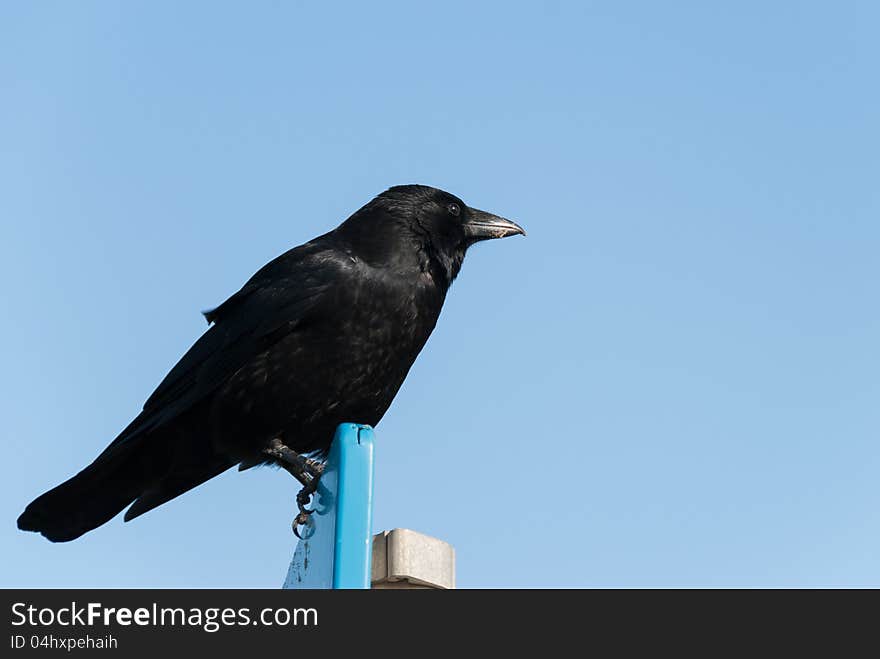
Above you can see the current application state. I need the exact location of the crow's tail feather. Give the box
[19,463,144,542]
[18,428,238,543]
[17,433,178,542]
[123,458,234,522]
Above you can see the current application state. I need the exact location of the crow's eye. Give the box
[447,203,461,217]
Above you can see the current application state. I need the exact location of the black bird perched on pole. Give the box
[18,185,525,542]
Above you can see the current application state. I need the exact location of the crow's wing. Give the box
[98,240,343,456]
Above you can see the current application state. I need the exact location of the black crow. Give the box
[18,184,524,542]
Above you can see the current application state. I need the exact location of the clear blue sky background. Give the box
[2,2,878,587]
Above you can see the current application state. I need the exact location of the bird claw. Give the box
[292,470,322,538]
[262,439,327,537]
[292,513,312,539]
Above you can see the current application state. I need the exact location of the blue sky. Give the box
[2,2,878,587]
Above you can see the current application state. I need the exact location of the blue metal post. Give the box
[282,423,375,589]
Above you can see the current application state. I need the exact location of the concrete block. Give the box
[371,528,455,589]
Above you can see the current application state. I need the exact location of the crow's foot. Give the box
[292,476,321,539]
[262,439,325,538]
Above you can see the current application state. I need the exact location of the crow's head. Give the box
[337,185,524,288]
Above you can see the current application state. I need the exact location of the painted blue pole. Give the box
[282,423,375,589]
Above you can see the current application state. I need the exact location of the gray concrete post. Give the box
[371,529,455,589]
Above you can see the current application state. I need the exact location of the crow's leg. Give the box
[262,438,323,485]
[262,439,325,537]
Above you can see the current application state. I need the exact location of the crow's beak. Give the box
[464,208,526,241]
